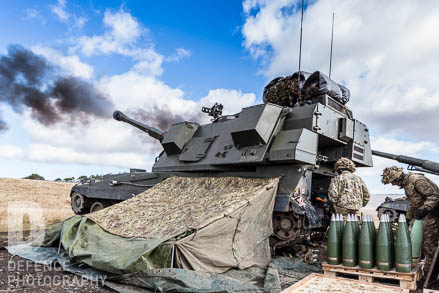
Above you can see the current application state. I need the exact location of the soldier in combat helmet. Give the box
[328,158,370,219]
[381,166,439,274]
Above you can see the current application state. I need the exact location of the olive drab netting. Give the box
[263,71,311,107]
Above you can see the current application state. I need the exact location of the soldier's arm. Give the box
[328,177,339,205]
[415,179,439,211]
[360,178,370,207]
[406,207,415,221]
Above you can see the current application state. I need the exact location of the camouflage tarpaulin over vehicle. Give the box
[9,176,278,276]
[86,176,279,273]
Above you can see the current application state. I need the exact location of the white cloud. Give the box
[72,9,192,76]
[165,48,191,62]
[22,113,158,169]
[23,9,46,25]
[73,16,87,29]
[99,70,192,112]
[32,46,93,79]
[50,0,69,22]
[199,89,256,115]
[49,0,87,30]
[74,10,145,57]
[28,143,149,169]
[0,145,24,159]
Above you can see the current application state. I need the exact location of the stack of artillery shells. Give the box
[86,176,276,239]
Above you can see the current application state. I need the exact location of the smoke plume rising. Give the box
[0,44,113,131]
[130,106,201,132]
[0,111,7,133]
[127,106,201,152]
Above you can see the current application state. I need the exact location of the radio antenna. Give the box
[297,0,305,104]
[298,0,304,73]
[329,12,335,78]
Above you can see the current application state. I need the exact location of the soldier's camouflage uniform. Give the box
[402,173,439,272]
[328,171,370,218]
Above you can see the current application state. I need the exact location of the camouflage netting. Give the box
[263,72,310,107]
[9,176,279,276]
[87,176,277,239]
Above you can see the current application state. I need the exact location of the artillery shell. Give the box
[343,214,357,267]
[376,214,392,271]
[384,214,395,266]
[364,215,375,265]
[395,214,412,272]
[359,215,373,269]
[353,214,359,239]
[410,219,424,264]
[327,214,340,265]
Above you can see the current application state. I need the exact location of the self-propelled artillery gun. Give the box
[70,71,374,244]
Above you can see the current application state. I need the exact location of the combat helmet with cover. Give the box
[381,166,404,184]
[334,157,356,172]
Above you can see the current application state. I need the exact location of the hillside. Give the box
[0,178,75,231]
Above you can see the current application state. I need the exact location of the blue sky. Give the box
[0,0,438,193]
[0,1,264,99]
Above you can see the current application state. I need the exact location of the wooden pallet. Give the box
[281,273,409,293]
[322,262,424,291]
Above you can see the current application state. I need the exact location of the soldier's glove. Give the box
[415,208,430,220]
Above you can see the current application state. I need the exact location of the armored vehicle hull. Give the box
[70,170,168,214]
[376,197,410,223]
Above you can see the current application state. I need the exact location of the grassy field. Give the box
[0,178,75,232]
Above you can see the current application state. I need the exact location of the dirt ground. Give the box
[0,232,112,292]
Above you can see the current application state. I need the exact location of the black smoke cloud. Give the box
[0,111,7,133]
[130,106,201,132]
[0,44,113,131]
[128,106,202,152]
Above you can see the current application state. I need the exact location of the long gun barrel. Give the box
[113,110,165,142]
[372,150,439,175]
